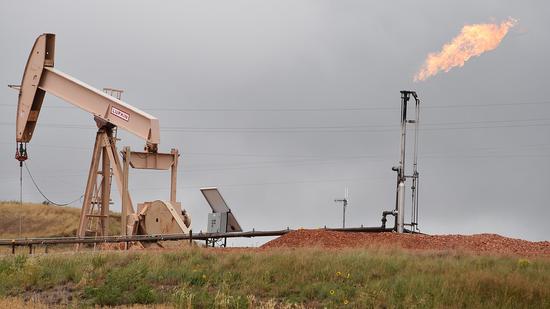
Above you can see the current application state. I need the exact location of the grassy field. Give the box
[0,247,548,308]
[0,202,548,308]
[0,201,120,239]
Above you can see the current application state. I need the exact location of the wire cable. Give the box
[24,162,83,206]
[1,117,550,133]
[1,99,549,112]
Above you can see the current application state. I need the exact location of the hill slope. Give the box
[0,201,120,238]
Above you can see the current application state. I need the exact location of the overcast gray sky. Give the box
[1,1,548,244]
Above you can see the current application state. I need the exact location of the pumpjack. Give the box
[12,33,191,246]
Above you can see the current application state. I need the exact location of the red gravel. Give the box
[260,229,550,257]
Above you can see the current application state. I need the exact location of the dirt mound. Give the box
[261,229,550,256]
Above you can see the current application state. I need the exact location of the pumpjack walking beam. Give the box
[15,34,160,150]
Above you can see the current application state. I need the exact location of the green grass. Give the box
[0,248,548,308]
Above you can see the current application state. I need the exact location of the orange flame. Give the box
[414,18,517,82]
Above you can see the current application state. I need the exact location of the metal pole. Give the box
[397,182,405,233]
[412,98,420,231]
[335,188,348,229]
[19,161,23,237]
[170,149,178,204]
[101,144,111,236]
[396,92,409,233]
[399,92,408,180]
[122,147,130,239]
[121,147,131,250]
[343,201,346,228]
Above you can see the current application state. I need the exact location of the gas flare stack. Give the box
[382,91,420,233]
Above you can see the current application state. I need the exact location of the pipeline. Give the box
[0,226,400,252]
[381,210,397,229]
